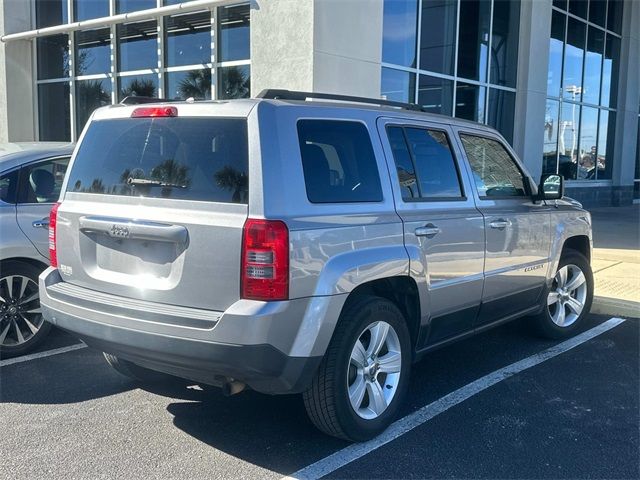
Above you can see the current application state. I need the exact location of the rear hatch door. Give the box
[56,109,250,311]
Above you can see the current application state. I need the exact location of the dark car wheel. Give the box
[303,295,411,442]
[0,261,51,359]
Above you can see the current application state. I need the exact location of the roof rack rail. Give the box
[120,96,177,105]
[256,89,424,112]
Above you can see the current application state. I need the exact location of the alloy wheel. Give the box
[347,320,402,420]
[0,275,44,347]
[547,264,588,327]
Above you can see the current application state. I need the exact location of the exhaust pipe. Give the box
[221,379,246,396]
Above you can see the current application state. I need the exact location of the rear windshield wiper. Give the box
[127,177,187,189]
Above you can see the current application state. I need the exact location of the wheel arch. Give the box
[0,256,48,274]
[340,276,421,354]
[561,235,591,262]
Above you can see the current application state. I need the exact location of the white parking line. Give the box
[284,317,627,480]
[0,343,87,367]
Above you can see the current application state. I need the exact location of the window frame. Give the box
[296,118,385,205]
[16,155,71,206]
[385,124,467,203]
[457,130,533,201]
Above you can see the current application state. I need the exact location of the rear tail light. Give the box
[131,106,178,118]
[241,219,289,301]
[49,202,60,267]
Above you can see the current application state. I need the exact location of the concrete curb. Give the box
[592,296,640,319]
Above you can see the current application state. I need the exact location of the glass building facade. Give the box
[543,0,622,182]
[34,0,250,142]
[381,0,521,144]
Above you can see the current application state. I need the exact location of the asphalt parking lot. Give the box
[1,313,638,480]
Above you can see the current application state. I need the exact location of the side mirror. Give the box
[537,173,563,201]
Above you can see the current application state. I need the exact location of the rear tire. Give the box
[0,261,51,359]
[103,353,168,383]
[530,249,593,339]
[303,295,411,442]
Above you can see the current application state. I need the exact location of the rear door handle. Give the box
[32,218,49,229]
[415,223,441,238]
[79,216,188,244]
[489,219,511,230]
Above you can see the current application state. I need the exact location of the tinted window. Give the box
[297,120,383,203]
[387,127,418,200]
[460,134,527,198]
[18,157,70,204]
[388,126,462,200]
[67,118,249,203]
[0,169,19,204]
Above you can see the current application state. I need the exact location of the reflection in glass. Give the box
[563,18,585,101]
[601,34,620,108]
[117,20,158,72]
[382,0,418,67]
[597,110,615,180]
[547,12,565,98]
[38,82,71,141]
[116,0,156,14]
[74,0,109,22]
[543,100,560,175]
[577,106,598,180]
[419,0,457,75]
[75,28,111,76]
[37,34,69,80]
[490,0,520,88]
[36,0,68,28]
[76,79,112,133]
[559,102,581,180]
[218,65,250,99]
[381,68,415,103]
[553,0,567,10]
[607,0,623,34]
[118,74,158,101]
[582,28,604,105]
[568,0,587,19]
[166,70,211,100]
[588,0,607,27]
[418,75,453,115]
[218,5,250,62]
[457,0,491,82]
[455,83,486,123]
[165,11,211,67]
[487,88,515,144]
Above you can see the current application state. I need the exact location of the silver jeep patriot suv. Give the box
[40,90,593,441]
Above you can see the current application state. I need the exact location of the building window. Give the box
[543,2,622,182]
[35,2,251,141]
[381,0,519,144]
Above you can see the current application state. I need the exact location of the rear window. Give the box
[67,117,248,203]
[297,120,383,203]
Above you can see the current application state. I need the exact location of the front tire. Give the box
[303,295,411,442]
[531,249,593,339]
[0,261,51,359]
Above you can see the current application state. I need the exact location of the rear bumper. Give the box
[39,268,323,394]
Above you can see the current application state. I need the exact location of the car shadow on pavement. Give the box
[0,348,136,404]
[163,389,348,475]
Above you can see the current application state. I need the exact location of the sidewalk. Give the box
[589,205,639,318]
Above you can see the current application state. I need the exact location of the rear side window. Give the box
[459,134,527,198]
[297,120,383,203]
[18,157,70,204]
[0,169,19,204]
[387,126,463,200]
[67,118,249,203]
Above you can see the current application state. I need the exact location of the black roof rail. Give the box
[120,96,178,105]
[256,89,424,112]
